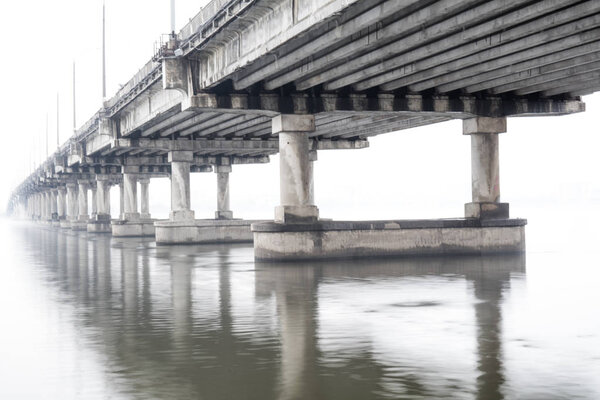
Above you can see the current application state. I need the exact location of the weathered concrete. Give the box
[65,182,78,229]
[71,180,90,231]
[122,173,139,220]
[155,219,265,244]
[252,219,526,261]
[111,172,156,236]
[168,151,195,221]
[464,117,509,219]
[112,219,156,237]
[273,115,319,223]
[139,178,151,219]
[87,176,112,233]
[215,166,233,219]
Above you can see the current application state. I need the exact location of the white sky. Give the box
[1,0,599,222]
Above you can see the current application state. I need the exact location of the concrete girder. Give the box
[237,0,480,90]
[215,0,400,90]
[438,41,600,94]
[230,121,272,138]
[493,58,600,95]
[539,70,600,97]
[315,114,417,139]
[569,84,600,98]
[338,116,451,139]
[271,0,528,91]
[324,0,581,92]
[513,68,600,96]
[201,114,266,137]
[179,113,237,137]
[140,107,191,137]
[159,111,217,137]
[213,116,271,138]
[413,30,600,93]
[380,8,600,91]
[113,138,279,152]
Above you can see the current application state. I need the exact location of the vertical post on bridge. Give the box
[139,178,151,220]
[215,165,233,220]
[57,186,67,220]
[168,151,195,221]
[122,171,139,221]
[66,182,78,223]
[463,117,509,220]
[77,180,90,222]
[272,114,319,223]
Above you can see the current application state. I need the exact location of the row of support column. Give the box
[252,114,524,260]
[21,113,522,259]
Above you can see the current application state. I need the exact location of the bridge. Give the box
[8,0,599,260]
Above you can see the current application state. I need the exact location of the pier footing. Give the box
[155,219,263,245]
[70,221,88,231]
[252,218,526,261]
[87,221,113,233]
[112,220,156,237]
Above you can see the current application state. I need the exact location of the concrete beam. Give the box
[237,0,475,90]
[439,41,600,94]
[382,9,600,91]
[276,0,528,91]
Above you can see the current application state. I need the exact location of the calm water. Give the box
[0,218,599,399]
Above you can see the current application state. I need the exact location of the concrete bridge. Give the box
[8,0,600,260]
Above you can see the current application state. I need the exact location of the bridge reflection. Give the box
[27,226,524,399]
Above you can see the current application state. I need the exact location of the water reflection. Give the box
[9,224,536,399]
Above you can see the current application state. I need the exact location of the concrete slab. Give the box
[252,218,526,261]
[155,219,265,244]
[112,220,157,237]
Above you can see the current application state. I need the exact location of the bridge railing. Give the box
[177,0,232,42]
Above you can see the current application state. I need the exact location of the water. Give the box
[0,219,599,399]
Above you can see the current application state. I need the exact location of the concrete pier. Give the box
[112,172,155,237]
[87,175,112,233]
[215,166,233,220]
[253,115,526,261]
[464,117,509,219]
[155,152,258,244]
[71,180,89,231]
[63,182,78,229]
[274,115,319,223]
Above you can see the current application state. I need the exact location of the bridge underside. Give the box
[204,0,600,100]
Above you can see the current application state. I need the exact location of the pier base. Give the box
[111,219,156,237]
[155,219,263,245]
[70,221,88,231]
[252,218,526,261]
[87,221,113,233]
[59,220,71,229]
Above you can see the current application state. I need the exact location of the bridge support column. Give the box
[252,114,525,261]
[112,171,154,237]
[42,191,50,222]
[273,114,319,223]
[139,178,151,219]
[90,183,97,219]
[72,180,89,230]
[169,151,195,221]
[50,189,58,222]
[88,175,112,233]
[155,152,258,244]
[215,166,233,220]
[122,173,139,221]
[57,187,67,226]
[463,117,509,220]
[66,183,78,225]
